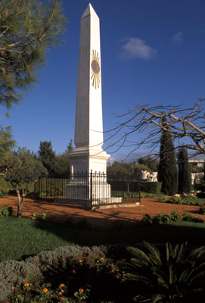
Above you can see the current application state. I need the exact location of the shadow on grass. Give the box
[33,212,205,246]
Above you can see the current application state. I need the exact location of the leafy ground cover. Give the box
[2,242,205,302]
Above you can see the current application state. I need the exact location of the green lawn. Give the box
[0,217,69,262]
[1,217,205,262]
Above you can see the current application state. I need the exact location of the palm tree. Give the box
[124,242,205,302]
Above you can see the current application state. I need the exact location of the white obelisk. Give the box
[70,3,109,174]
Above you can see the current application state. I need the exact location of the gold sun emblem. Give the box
[91,50,100,89]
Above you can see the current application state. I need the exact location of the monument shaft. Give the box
[75,4,103,149]
[70,3,109,174]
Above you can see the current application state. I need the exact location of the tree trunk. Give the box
[16,189,23,217]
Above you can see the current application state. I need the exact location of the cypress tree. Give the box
[158,118,178,195]
[178,147,191,194]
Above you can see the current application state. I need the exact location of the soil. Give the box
[0,195,204,223]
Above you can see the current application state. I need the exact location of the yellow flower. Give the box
[79,288,84,294]
[23,282,31,288]
[42,287,49,294]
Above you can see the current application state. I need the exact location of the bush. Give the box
[0,206,13,217]
[31,212,47,221]
[182,213,204,223]
[140,182,161,194]
[159,195,203,206]
[153,214,174,224]
[141,214,153,225]
[0,244,108,301]
[197,192,205,198]
[141,211,203,225]
[142,214,172,225]
[2,244,124,303]
[159,195,182,204]
[170,211,181,223]
[125,242,205,302]
[195,182,205,193]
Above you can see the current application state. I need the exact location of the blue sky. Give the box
[1,0,205,158]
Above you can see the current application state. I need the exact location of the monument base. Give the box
[69,146,110,174]
[65,178,120,208]
[67,147,123,208]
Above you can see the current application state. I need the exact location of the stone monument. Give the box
[69,3,109,174]
[68,4,121,205]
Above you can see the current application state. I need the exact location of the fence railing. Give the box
[34,172,151,208]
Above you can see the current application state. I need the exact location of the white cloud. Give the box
[172,32,184,44]
[121,37,157,60]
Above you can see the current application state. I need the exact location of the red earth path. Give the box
[0,195,204,223]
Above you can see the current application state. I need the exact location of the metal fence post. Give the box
[90,170,93,208]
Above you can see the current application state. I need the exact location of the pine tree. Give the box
[158,118,178,195]
[0,0,65,108]
[178,147,191,194]
[38,141,56,177]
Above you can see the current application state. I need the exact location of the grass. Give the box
[0,217,68,262]
[1,216,205,262]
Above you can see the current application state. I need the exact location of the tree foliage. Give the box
[158,119,178,195]
[5,148,47,216]
[55,153,70,178]
[38,141,56,177]
[138,156,158,171]
[38,140,70,178]
[0,127,15,172]
[107,161,149,180]
[0,0,65,107]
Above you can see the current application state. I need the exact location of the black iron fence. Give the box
[34,172,159,208]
